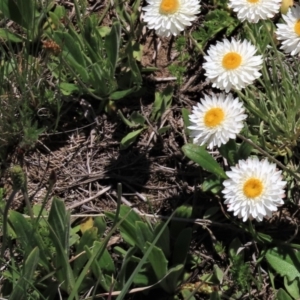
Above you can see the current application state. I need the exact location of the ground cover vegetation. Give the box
[1,0,300,299]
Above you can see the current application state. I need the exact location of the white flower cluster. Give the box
[141,0,288,222]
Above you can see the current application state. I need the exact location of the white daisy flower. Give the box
[228,0,281,23]
[276,5,300,55]
[188,93,247,149]
[203,39,263,92]
[222,157,286,222]
[142,0,201,37]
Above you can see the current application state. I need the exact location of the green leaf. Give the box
[15,0,35,31]
[170,204,193,238]
[146,242,168,280]
[265,247,300,281]
[213,265,224,284]
[284,276,300,300]
[0,0,23,28]
[136,221,153,252]
[118,246,138,286]
[93,216,106,237]
[182,144,227,179]
[237,141,253,160]
[9,211,49,270]
[120,128,145,150]
[9,247,40,300]
[172,228,192,267]
[116,211,175,300]
[203,207,220,219]
[105,20,121,72]
[73,227,98,278]
[0,29,23,42]
[110,87,138,100]
[219,140,238,165]
[53,31,89,82]
[59,82,79,96]
[105,206,142,247]
[202,177,222,194]
[48,197,75,293]
[228,238,244,262]
[153,222,170,258]
[182,108,190,134]
[276,288,293,300]
[151,85,173,121]
[158,126,170,135]
[48,197,70,253]
[118,110,135,128]
[130,111,146,126]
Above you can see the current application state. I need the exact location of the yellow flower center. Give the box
[294,20,300,36]
[204,108,225,127]
[222,52,242,70]
[159,0,180,14]
[247,0,260,3]
[243,178,263,199]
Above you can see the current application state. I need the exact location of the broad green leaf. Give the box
[170,204,193,238]
[9,211,49,270]
[153,222,170,258]
[276,288,293,300]
[265,247,300,281]
[9,247,40,300]
[48,197,70,253]
[284,276,300,300]
[104,20,121,72]
[0,29,22,42]
[151,85,173,121]
[15,0,35,31]
[53,31,88,82]
[202,177,222,193]
[93,216,106,237]
[203,207,220,219]
[120,128,145,150]
[0,0,23,28]
[237,141,253,160]
[73,227,98,278]
[182,144,227,179]
[125,42,143,88]
[132,42,143,61]
[84,242,110,291]
[172,228,192,267]
[219,140,238,165]
[228,238,244,262]
[105,206,142,247]
[48,197,75,293]
[136,221,153,252]
[97,247,115,275]
[116,211,175,300]
[119,204,142,223]
[110,87,138,100]
[118,247,138,286]
[130,111,145,126]
[146,242,168,280]
[98,26,110,37]
[213,265,224,284]
[59,82,79,96]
